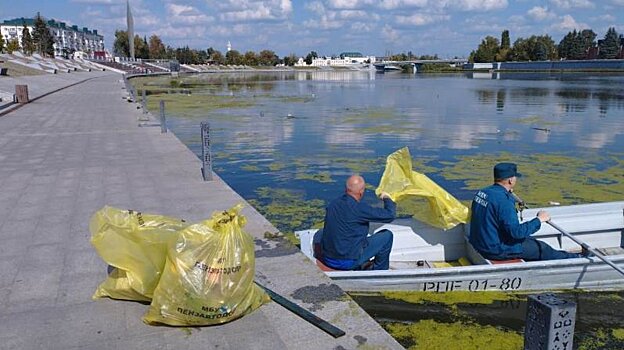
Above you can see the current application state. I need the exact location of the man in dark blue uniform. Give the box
[469,163,581,261]
[320,175,396,270]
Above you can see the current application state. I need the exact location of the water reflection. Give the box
[140,71,624,232]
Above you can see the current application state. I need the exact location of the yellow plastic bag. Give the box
[376,147,469,229]
[143,204,270,326]
[90,206,188,301]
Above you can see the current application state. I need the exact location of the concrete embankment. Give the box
[0,71,403,349]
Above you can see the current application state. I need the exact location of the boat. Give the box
[296,201,624,292]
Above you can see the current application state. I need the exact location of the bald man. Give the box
[319,175,396,270]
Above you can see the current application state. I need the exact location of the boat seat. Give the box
[432,257,472,268]
[486,258,525,264]
[316,259,338,272]
[464,235,525,265]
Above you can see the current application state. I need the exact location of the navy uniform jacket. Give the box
[469,184,541,259]
[321,194,396,261]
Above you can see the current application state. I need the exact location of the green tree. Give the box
[175,46,200,64]
[165,45,175,59]
[304,51,318,65]
[580,29,597,51]
[509,35,557,61]
[225,49,242,65]
[501,30,511,50]
[21,23,34,55]
[258,49,279,66]
[389,52,408,61]
[210,50,225,64]
[134,35,149,59]
[535,41,548,61]
[283,53,298,66]
[599,27,620,59]
[148,35,166,59]
[113,30,129,57]
[0,34,5,53]
[243,51,257,65]
[471,36,500,62]
[6,38,20,53]
[558,30,575,59]
[32,13,54,57]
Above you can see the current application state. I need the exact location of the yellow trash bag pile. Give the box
[143,204,269,326]
[90,204,269,326]
[90,206,188,301]
[376,147,469,230]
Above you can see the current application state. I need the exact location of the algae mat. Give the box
[352,290,624,350]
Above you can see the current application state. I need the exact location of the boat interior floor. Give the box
[389,245,624,270]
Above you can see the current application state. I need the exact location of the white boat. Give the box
[296,201,624,292]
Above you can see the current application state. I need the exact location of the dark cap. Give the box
[494,162,522,180]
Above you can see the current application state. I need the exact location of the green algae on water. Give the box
[441,152,624,205]
[381,291,521,306]
[295,171,334,183]
[241,164,261,172]
[248,187,325,234]
[268,162,286,171]
[386,319,523,350]
[576,328,624,350]
[511,115,560,126]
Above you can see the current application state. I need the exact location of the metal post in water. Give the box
[159,100,167,133]
[201,122,213,181]
[524,293,576,350]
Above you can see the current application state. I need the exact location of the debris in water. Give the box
[532,127,551,133]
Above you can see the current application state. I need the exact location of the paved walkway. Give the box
[0,71,403,349]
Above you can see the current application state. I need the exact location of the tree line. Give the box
[113,30,297,66]
[470,27,623,63]
[0,13,55,57]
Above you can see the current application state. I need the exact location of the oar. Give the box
[546,220,624,277]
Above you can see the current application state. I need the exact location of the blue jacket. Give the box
[469,184,541,259]
[321,194,396,261]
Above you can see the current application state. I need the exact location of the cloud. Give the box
[326,0,374,9]
[550,0,595,9]
[208,0,293,22]
[381,24,399,42]
[594,14,615,21]
[453,0,508,11]
[527,6,555,21]
[396,13,450,26]
[71,0,122,4]
[166,4,213,24]
[551,14,588,32]
[378,0,428,9]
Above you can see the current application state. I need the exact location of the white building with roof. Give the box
[0,17,104,58]
[295,52,376,67]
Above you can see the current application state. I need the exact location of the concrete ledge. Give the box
[0,72,402,349]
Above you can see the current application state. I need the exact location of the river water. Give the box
[136,71,624,349]
[139,70,624,233]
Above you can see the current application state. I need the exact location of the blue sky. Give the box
[1,0,623,58]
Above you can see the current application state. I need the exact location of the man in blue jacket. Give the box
[320,175,396,270]
[469,163,581,261]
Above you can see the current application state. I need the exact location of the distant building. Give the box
[295,52,376,67]
[0,17,105,58]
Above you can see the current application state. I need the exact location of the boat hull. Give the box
[328,256,624,292]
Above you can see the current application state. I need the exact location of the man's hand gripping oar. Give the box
[511,191,624,278]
